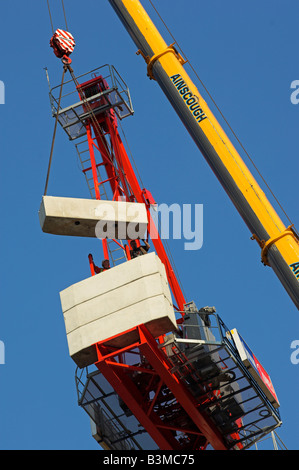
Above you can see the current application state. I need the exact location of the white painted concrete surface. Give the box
[60,253,177,367]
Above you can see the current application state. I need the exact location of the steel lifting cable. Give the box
[61,0,68,30]
[47,0,69,33]
[148,0,293,227]
[44,66,66,195]
[46,0,54,34]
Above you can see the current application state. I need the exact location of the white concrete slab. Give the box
[39,195,148,239]
[60,253,177,368]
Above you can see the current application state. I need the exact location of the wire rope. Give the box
[46,0,54,34]
[44,66,66,195]
[61,0,69,30]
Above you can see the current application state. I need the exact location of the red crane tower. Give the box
[40,28,282,451]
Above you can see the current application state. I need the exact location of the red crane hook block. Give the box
[50,29,75,59]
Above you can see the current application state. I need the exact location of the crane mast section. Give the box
[108,0,299,309]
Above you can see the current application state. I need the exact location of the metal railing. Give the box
[48,64,134,140]
[160,305,282,450]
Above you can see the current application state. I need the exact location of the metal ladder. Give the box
[75,138,127,267]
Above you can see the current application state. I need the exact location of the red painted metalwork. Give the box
[86,124,101,200]
[88,253,96,276]
[50,29,75,59]
[94,323,229,450]
[76,73,238,450]
[77,74,186,312]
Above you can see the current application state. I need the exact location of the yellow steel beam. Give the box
[108,0,299,309]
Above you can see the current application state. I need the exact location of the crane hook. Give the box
[50,28,75,60]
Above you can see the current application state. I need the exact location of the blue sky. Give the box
[0,0,298,450]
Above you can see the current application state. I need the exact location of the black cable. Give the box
[44,66,66,195]
[46,0,54,34]
[61,0,69,30]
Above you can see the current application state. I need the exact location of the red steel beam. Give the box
[95,344,181,450]
[138,324,228,450]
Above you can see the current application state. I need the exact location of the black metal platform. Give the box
[48,64,134,140]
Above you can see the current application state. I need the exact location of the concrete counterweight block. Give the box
[60,253,178,368]
[39,195,148,239]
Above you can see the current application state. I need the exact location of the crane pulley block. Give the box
[50,28,75,59]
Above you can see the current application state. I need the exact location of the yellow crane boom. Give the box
[108,0,299,309]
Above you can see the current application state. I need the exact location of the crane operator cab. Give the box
[78,75,118,129]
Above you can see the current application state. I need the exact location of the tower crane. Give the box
[39,0,291,451]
